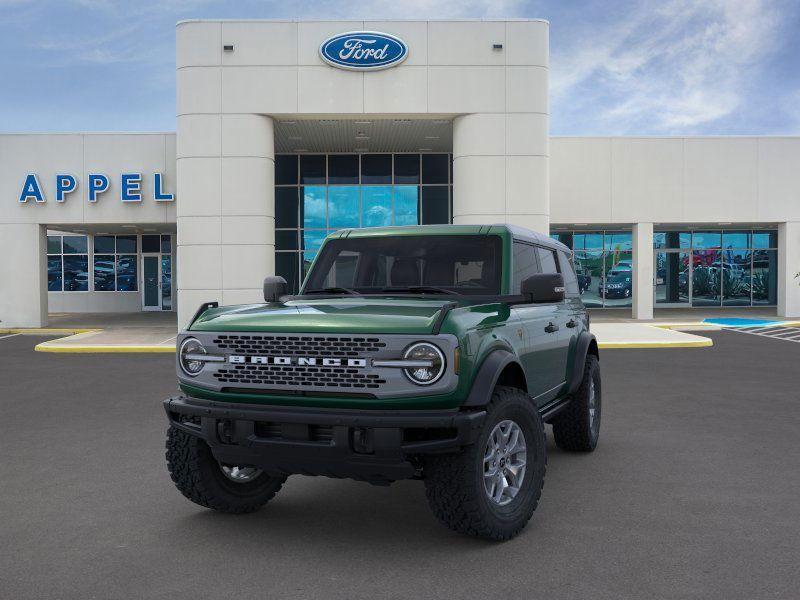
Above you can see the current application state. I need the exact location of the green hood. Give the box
[189,297,455,335]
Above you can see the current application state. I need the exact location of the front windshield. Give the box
[303,234,502,295]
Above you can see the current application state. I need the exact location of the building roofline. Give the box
[176,18,549,26]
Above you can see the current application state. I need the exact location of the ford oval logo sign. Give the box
[319,31,408,71]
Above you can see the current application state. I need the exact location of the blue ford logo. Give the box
[319,31,408,71]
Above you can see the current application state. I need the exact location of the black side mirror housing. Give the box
[521,273,565,303]
[263,276,288,302]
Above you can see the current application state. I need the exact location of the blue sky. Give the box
[1,0,798,135]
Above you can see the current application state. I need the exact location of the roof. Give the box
[329,224,570,253]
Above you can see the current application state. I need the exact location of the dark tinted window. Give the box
[394,154,420,184]
[47,235,61,254]
[557,251,580,295]
[300,155,326,184]
[94,235,115,253]
[116,235,137,254]
[62,235,88,254]
[141,234,160,253]
[327,155,359,184]
[421,187,449,224]
[512,242,539,294]
[275,230,298,251]
[536,247,559,274]
[275,155,298,185]
[422,154,448,184]
[275,187,299,228]
[305,235,502,295]
[361,154,391,184]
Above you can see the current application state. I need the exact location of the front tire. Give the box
[166,426,286,513]
[423,386,547,541]
[552,354,601,452]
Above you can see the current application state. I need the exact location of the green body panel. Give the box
[191,298,452,335]
[180,225,588,411]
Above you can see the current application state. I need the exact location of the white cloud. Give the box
[551,0,791,133]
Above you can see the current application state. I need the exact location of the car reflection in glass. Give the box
[599,272,632,299]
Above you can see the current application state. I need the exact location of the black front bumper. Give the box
[164,396,486,484]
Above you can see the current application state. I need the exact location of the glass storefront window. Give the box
[362,186,392,227]
[604,232,632,251]
[47,235,88,292]
[394,185,419,225]
[655,251,690,305]
[752,231,778,249]
[722,249,752,306]
[116,256,137,291]
[63,255,89,291]
[574,250,603,308]
[722,231,750,249]
[276,153,453,292]
[47,256,62,291]
[327,186,360,228]
[691,250,721,306]
[653,232,690,249]
[302,186,326,229]
[752,250,778,305]
[93,255,116,291]
[691,231,721,249]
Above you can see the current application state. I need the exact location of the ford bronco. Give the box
[164,224,601,540]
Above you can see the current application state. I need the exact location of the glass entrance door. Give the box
[142,255,161,311]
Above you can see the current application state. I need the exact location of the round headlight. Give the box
[179,337,206,376]
[403,342,445,385]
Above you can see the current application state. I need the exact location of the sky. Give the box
[0,0,798,135]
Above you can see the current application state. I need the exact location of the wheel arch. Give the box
[567,331,598,396]
[463,349,528,407]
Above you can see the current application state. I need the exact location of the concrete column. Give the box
[778,221,800,318]
[452,113,549,234]
[177,114,275,329]
[0,224,47,327]
[632,222,654,320]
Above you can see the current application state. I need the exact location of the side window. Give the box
[558,251,580,295]
[512,241,539,293]
[536,247,559,274]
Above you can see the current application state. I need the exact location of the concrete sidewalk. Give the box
[1,310,720,353]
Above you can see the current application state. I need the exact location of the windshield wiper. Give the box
[379,286,458,295]
[304,287,360,295]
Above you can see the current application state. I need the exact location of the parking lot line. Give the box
[0,333,21,341]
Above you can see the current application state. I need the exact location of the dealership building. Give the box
[1,18,799,329]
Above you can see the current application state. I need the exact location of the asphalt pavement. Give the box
[1,332,798,600]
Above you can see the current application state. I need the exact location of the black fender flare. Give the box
[567,331,598,395]
[462,349,523,407]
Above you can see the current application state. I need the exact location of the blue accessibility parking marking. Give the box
[703,318,782,327]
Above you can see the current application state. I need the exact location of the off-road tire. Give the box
[552,354,601,452]
[423,386,547,541]
[166,426,286,513]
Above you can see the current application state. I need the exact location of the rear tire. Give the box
[166,426,286,513]
[423,386,547,541]
[552,355,601,452]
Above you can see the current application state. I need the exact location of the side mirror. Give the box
[263,275,288,302]
[521,273,565,303]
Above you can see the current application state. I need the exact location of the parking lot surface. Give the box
[1,332,799,600]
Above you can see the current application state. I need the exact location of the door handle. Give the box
[545,322,559,333]
[566,319,577,328]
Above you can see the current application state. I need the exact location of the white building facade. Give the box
[0,19,798,328]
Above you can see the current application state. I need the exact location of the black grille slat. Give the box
[212,334,386,356]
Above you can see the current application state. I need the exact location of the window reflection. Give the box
[302,186,326,229]
[328,186,359,228]
[362,186,392,227]
[655,251,690,305]
[394,186,418,225]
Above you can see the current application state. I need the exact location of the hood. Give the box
[189,297,456,335]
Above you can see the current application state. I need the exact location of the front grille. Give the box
[213,364,387,389]
[253,422,334,444]
[212,335,386,357]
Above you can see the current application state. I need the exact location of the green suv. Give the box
[164,224,600,540]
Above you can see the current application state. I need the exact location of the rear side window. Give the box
[512,242,540,293]
[557,251,580,295]
[536,247,559,274]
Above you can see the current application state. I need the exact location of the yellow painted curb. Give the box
[35,343,175,353]
[599,339,713,349]
[0,328,100,335]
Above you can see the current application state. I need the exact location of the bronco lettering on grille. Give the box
[228,355,367,368]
